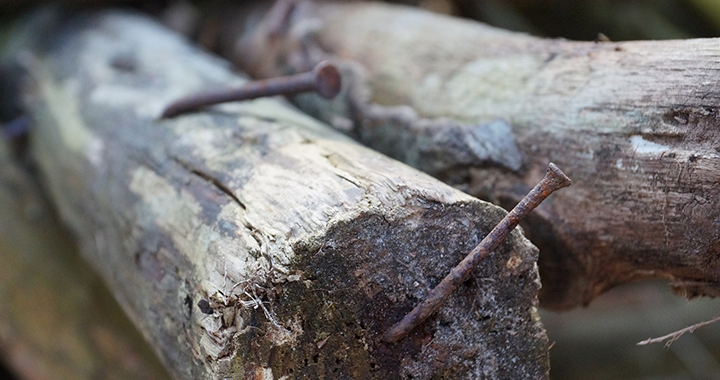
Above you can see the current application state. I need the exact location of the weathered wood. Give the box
[225,1,720,309]
[6,9,550,379]
[0,140,171,380]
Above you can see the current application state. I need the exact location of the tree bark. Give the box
[5,9,550,379]
[224,1,720,310]
[0,141,171,380]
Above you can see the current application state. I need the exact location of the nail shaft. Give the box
[161,61,341,118]
[381,163,571,343]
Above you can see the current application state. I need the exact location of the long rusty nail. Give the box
[381,163,571,343]
[161,61,341,118]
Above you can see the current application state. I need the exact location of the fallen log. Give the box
[5,8,550,379]
[0,139,171,380]
[225,1,720,309]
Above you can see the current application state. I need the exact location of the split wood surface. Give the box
[225,1,720,309]
[3,9,550,380]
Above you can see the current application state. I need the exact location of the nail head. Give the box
[313,61,342,99]
[547,162,572,189]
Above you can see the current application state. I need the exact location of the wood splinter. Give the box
[382,163,571,343]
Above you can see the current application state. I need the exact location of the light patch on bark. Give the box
[35,67,94,157]
[265,316,303,347]
[630,135,670,155]
[129,166,221,286]
[416,56,543,120]
[129,166,204,242]
[77,11,245,119]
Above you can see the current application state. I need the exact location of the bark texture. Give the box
[225,1,720,309]
[6,9,549,379]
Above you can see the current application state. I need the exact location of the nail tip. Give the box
[547,162,572,187]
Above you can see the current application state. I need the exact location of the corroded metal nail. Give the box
[381,163,571,343]
[161,61,341,118]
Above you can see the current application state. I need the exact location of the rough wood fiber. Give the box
[226,1,720,309]
[8,9,549,379]
[0,140,171,380]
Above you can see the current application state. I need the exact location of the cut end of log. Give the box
[224,201,548,379]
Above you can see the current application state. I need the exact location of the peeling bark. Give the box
[223,1,720,309]
[6,9,550,379]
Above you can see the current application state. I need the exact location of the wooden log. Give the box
[6,9,550,379]
[224,1,720,310]
[0,140,171,380]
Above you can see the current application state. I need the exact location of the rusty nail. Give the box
[161,61,341,118]
[381,163,571,343]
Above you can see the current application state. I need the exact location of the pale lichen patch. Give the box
[129,166,202,239]
[630,135,670,154]
[128,165,220,273]
[256,367,275,380]
[80,12,245,119]
[265,316,303,347]
[36,68,95,158]
[506,255,523,272]
[85,136,105,167]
